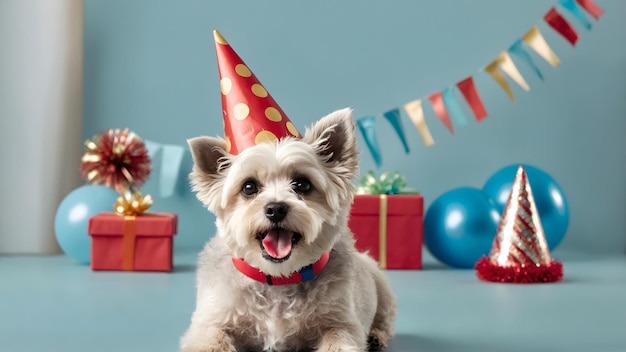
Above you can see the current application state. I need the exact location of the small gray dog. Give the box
[181,108,397,352]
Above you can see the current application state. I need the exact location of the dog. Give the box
[181,108,397,352]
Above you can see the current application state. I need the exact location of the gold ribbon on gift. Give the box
[122,216,137,271]
[378,194,388,269]
[114,189,152,271]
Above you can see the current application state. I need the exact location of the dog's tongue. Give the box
[262,229,293,259]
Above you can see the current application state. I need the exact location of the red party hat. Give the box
[213,30,301,155]
[475,166,563,283]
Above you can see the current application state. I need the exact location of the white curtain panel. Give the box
[0,0,83,254]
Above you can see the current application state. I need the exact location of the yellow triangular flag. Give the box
[485,61,516,103]
[403,99,435,147]
[522,26,561,68]
[496,52,530,92]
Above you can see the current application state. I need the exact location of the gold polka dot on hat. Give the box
[286,122,300,138]
[235,64,252,78]
[225,137,232,153]
[234,103,250,120]
[220,78,232,95]
[251,84,268,98]
[264,107,282,122]
[255,131,278,144]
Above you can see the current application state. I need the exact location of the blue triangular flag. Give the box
[509,40,544,81]
[442,87,468,127]
[356,116,382,167]
[159,144,185,198]
[559,0,592,30]
[383,108,410,154]
[144,139,162,161]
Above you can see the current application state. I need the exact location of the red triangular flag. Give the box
[457,77,487,122]
[544,7,578,46]
[428,92,454,134]
[576,0,604,20]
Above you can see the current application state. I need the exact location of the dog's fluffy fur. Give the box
[181,108,397,352]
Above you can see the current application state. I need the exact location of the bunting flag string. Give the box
[355,0,604,167]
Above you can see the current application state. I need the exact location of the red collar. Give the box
[232,252,330,285]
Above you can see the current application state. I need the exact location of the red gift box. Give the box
[88,212,178,272]
[348,194,423,269]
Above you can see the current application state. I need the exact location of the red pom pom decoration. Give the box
[80,128,151,193]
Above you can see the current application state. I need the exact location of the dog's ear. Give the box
[188,136,229,177]
[304,108,359,177]
[188,136,231,211]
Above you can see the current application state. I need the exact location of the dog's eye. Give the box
[291,178,312,194]
[242,180,258,196]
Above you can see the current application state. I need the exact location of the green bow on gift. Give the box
[355,171,419,195]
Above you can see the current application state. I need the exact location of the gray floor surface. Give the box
[1,250,625,352]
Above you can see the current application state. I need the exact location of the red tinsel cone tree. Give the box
[475,165,563,283]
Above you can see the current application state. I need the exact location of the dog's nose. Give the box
[265,202,289,223]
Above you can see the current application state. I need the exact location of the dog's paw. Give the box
[180,343,237,352]
[316,346,359,352]
[179,327,237,352]
[367,335,385,351]
[367,327,391,351]
[316,328,363,352]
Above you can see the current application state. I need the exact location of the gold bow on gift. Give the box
[114,190,153,216]
[356,171,419,195]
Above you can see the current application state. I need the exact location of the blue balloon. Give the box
[54,185,119,264]
[424,187,501,268]
[483,164,569,250]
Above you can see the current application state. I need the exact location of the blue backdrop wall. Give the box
[83,0,625,254]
